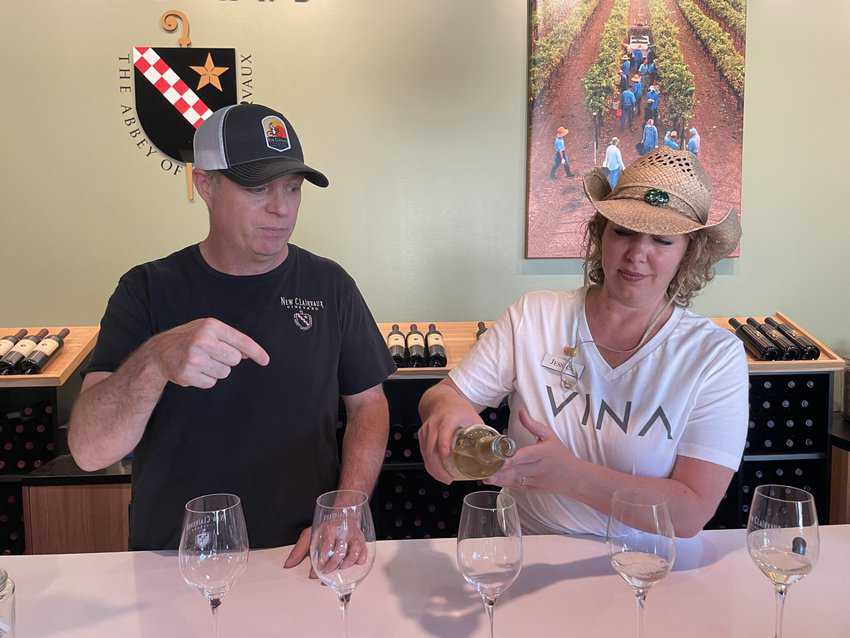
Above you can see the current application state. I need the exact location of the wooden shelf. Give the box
[0,327,99,388]
[713,312,844,373]
[377,322,490,379]
[380,313,844,377]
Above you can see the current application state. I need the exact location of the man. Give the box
[68,104,394,566]
[664,130,681,150]
[687,127,701,155]
[620,87,636,132]
[549,126,574,179]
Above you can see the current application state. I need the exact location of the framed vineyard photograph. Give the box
[526,0,746,258]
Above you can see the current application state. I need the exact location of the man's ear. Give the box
[194,169,217,203]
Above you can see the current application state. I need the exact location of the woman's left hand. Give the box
[484,408,576,494]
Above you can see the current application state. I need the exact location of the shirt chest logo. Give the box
[293,310,313,332]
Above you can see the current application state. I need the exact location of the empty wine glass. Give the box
[456,491,522,638]
[310,490,376,638]
[178,493,249,638]
[747,484,819,638]
[607,488,676,638]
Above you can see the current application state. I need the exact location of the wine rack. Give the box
[0,327,96,555]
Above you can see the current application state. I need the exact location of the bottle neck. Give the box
[490,435,516,460]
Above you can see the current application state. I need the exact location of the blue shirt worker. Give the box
[549,126,574,179]
[620,88,636,131]
[687,127,701,155]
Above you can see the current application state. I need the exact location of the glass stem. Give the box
[210,598,221,638]
[481,595,496,638]
[774,584,787,638]
[339,592,352,638]
[634,588,647,638]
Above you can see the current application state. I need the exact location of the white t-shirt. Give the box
[449,288,749,536]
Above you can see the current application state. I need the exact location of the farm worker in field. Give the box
[632,47,644,74]
[664,130,680,150]
[550,126,574,179]
[631,74,643,103]
[620,87,636,132]
[638,118,658,155]
[602,137,626,188]
[687,127,701,155]
[622,54,631,76]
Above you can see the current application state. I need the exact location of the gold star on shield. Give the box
[190,53,229,91]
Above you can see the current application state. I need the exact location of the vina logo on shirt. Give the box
[280,297,325,311]
[546,386,673,439]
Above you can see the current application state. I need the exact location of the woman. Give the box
[418,148,746,538]
[664,130,680,150]
[602,137,626,188]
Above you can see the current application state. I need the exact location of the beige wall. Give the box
[3,1,849,368]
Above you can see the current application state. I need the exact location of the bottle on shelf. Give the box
[0,330,27,358]
[0,329,48,374]
[386,324,408,368]
[745,318,800,360]
[425,323,447,368]
[441,424,517,481]
[19,328,70,375]
[475,321,487,340]
[406,324,426,368]
[728,319,778,361]
[763,317,820,360]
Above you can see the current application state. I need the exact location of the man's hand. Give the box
[283,527,317,579]
[283,522,368,580]
[146,318,269,389]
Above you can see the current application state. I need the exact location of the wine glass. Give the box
[310,490,376,638]
[747,484,819,638]
[607,488,676,638]
[178,493,249,638]
[456,491,523,638]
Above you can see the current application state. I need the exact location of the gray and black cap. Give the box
[193,103,329,188]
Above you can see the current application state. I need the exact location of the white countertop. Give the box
[7,525,850,637]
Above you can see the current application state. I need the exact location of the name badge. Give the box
[542,352,583,389]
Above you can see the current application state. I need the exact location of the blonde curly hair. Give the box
[582,212,719,307]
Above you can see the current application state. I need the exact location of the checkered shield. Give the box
[132,47,238,163]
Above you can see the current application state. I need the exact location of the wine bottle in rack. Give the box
[475,321,487,340]
[728,319,778,361]
[20,328,70,374]
[0,330,27,358]
[386,324,408,368]
[0,329,48,374]
[406,324,426,367]
[425,323,447,367]
[745,318,801,360]
[763,317,820,360]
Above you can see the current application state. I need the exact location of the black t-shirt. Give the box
[85,244,395,550]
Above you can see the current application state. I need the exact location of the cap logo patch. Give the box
[262,116,291,153]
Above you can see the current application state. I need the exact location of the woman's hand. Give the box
[485,408,575,494]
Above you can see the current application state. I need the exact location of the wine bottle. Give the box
[0,330,27,358]
[728,319,778,361]
[406,324,426,367]
[386,324,408,367]
[745,318,801,360]
[441,424,517,480]
[20,328,70,375]
[475,321,487,340]
[425,323,447,367]
[764,317,820,360]
[0,329,48,374]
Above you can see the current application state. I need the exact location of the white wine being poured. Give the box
[442,424,517,480]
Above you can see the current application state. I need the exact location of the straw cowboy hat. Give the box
[583,147,741,258]
[556,126,569,136]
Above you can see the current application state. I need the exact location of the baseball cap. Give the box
[193,103,329,188]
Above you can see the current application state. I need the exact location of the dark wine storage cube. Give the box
[371,469,484,540]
